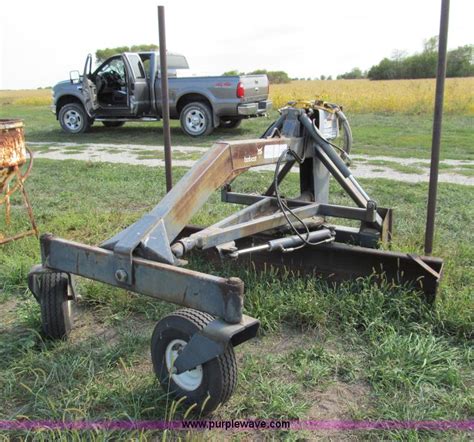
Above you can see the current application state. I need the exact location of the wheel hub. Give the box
[165,339,203,391]
[64,110,82,130]
[186,110,205,134]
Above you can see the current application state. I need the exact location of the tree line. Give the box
[222,69,291,84]
[338,37,473,80]
[95,44,158,63]
[94,36,472,82]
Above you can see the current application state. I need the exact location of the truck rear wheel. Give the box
[58,103,91,134]
[180,102,213,137]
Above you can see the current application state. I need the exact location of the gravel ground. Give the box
[29,141,474,186]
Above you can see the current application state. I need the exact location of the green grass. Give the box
[0,159,472,440]
[2,103,473,160]
[2,104,270,148]
[348,113,474,160]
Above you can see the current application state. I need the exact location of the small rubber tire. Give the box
[102,121,125,128]
[180,102,214,137]
[219,118,242,129]
[151,308,237,414]
[58,103,91,134]
[39,272,73,340]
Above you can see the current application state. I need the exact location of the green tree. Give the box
[222,70,241,76]
[248,69,290,84]
[95,44,159,63]
[130,44,159,53]
[367,36,473,80]
[447,45,474,77]
[222,69,290,83]
[423,36,439,53]
[337,67,364,79]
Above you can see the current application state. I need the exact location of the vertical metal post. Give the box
[424,0,450,255]
[158,5,173,192]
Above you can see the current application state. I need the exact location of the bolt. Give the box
[367,200,377,211]
[115,269,128,283]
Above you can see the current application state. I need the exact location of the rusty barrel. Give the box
[0,120,26,174]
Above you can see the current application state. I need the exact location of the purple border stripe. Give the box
[291,420,474,431]
[0,420,472,432]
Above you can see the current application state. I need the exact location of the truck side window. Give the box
[96,58,126,83]
[128,54,146,79]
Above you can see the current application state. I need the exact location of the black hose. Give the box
[273,148,330,249]
[336,110,353,155]
[260,113,286,138]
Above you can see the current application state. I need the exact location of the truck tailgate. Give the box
[239,75,269,102]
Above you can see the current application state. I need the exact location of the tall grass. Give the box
[0,89,52,107]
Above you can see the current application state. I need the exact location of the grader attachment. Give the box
[28,102,443,413]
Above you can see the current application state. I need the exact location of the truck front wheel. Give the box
[58,103,92,134]
[180,102,213,137]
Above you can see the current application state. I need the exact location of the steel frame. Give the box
[30,106,443,372]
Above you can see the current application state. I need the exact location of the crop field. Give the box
[2,77,474,115]
[0,83,473,440]
[271,78,474,114]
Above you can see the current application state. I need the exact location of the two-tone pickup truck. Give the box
[52,52,272,137]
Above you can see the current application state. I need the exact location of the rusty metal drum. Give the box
[0,119,26,171]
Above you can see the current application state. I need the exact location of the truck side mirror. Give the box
[69,70,80,83]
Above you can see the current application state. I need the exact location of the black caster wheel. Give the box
[151,308,237,414]
[38,272,73,340]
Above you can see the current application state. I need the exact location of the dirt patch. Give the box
[305,382,372,441]
[243,324,324,352]
[307,381,371,420]
[69,302,156,347]
[69,302,119,345]
[0,298,19,326]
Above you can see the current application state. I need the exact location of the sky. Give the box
[1,0,473,89]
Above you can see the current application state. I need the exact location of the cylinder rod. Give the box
[424,0,450,255]
[158,5,173,192]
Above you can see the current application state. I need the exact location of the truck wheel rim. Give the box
[185,109,205,134]
[64,110,82,131]
[165,339,203,391]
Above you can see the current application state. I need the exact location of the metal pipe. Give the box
[158,5,173,192]
[425,0,450,255]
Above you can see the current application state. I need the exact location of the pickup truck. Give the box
[52,52,272,137]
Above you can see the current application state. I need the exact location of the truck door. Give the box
[82,54,99,116]
[123,53,150,116]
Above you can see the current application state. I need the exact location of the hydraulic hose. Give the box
[260,113,286,138]
[299,112,352,178]
[335,109,353,155]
